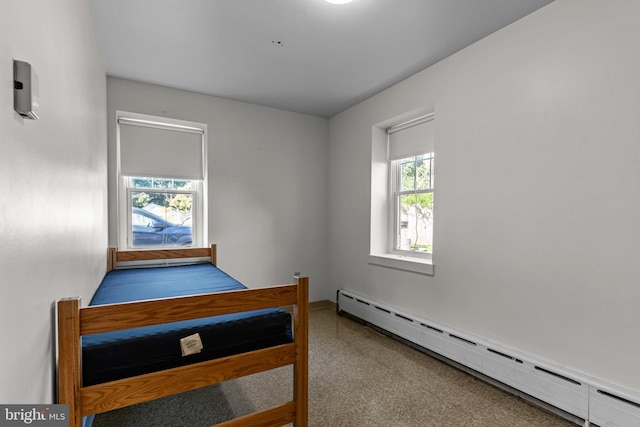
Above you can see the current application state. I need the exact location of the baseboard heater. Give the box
[337,289,640,427]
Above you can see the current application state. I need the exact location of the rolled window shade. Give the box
[388,115,434,160]
[119,120,204,180]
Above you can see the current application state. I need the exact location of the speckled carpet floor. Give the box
[93,308,576,427]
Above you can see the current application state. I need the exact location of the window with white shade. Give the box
[388,115,434,257]
[368,112,435,275]
[117,113,207,250]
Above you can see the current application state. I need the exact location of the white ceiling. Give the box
[89,0,555,118]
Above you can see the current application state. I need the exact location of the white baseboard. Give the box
[337,289,640,427]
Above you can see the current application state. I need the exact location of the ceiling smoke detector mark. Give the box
[271,40,285,47]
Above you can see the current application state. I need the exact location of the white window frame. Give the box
[124,178,202,249]
[390,153,434,259]
[116,112,208,251]
[368,112,435,276]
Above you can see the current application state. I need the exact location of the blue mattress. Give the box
[82,263,292,386]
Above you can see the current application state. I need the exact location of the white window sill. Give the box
[368,253,434,276]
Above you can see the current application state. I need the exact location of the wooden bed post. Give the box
[107,247,117,272]
[210,244,217,266]
[293,276,309,426]
[57,298,82,427]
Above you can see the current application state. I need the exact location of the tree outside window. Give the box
[395,153,434,253]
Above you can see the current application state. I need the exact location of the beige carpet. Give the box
[94,307,576,426]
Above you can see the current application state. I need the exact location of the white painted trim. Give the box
[368,253,434,275]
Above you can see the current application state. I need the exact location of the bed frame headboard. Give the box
[107,244,217,271]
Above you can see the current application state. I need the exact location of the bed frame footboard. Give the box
[57,246,308,427]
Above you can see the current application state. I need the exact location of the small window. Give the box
[393,153,434,254]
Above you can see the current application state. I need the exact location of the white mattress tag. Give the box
[180,333,204,356]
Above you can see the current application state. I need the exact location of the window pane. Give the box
[399,154,434,192]
[130,191,193,248]
[131,177,194,190]
[173,179,191,190]
[131,177,153,189]
[415,154,433,190]
[397,193,433,253]
[400,159,416,191]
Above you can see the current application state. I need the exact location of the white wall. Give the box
[329,0,640,394]
[0,1,107,404]
[107,78,329,302]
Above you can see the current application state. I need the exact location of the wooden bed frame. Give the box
[57,245,308,427]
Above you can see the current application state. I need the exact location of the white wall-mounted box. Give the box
[13,60,39,120]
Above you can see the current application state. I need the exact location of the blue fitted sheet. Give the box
[82,263,292,386]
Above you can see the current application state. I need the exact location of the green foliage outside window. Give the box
[397,154,434,253]
[399,154,433,221]
[131,177,194,215]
